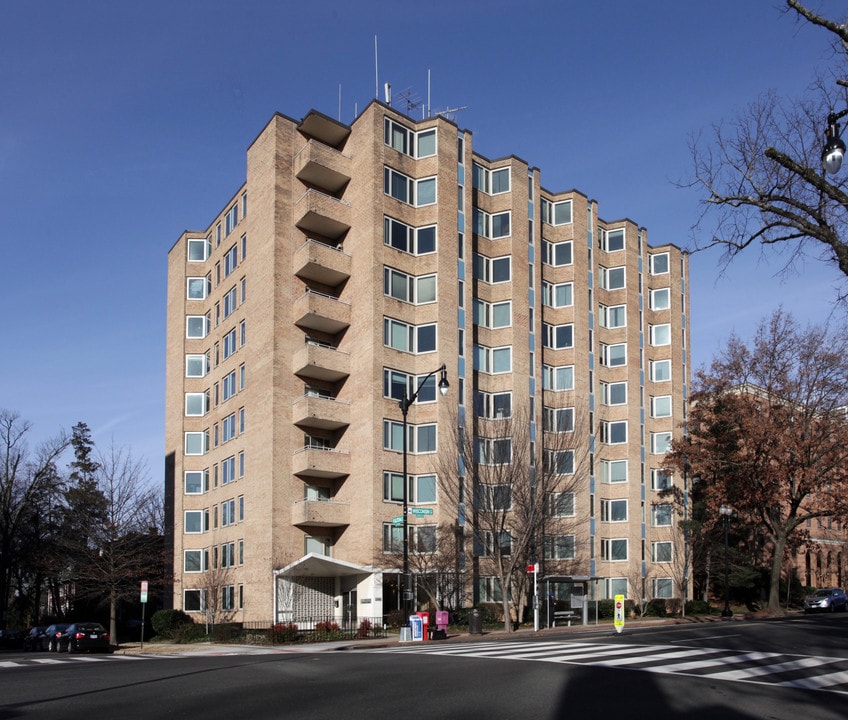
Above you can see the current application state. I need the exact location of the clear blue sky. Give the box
[2,0,846,478]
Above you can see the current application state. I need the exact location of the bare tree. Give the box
[687,1,848,290]
[0,411,69,627]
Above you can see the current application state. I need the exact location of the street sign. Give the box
[614,594,625,634]
[140,580,149,604]
[409,507,434,516]
[526,563,539,573]
[392,516,404,526]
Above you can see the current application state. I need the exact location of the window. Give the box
[600,228,625,252]
[547,492,575,517]
[473,345,512,374]
[221,499,236,528]
[542,281,573,308]
[184,510,206,534]
[186,354,208,378]
[473,209,511,239]
[383,318,436,353]
[542,323,574,350]
[475,483,512,510]
[224,245,238,276]
[542,364,574,391]
[475,439,512,466]
[651,469,672,491]
[225,204,238,235]
[544,534,576,560]
[221,541,236,567]
[184,550,206,573]
[382,472,436,504]
[650,253,670,274]
[650,359,671,382]
[473,299,511,329]
[601,499,628,522]
[601,381,627,406]
[651,542,673,563]
[222,585,235,611]
[653,578,673,598]
[223,286,237,318]
[222,370,237,402]
[185,470,206,494]
[222,413,236,443]
[186,316,208,339]
[604,578,628,599]
[650,288,671,310]
[599,304,627,329]
[601,343,627,367]
[600,421,627,444]
[473,254,511,284]
[383,167,436,206]
[475,391,512,420]
[187,238,209,262]
[541,198,573,225]
[480,530,512,557]
[651,504,673,527]
[543,406,574,433]
[544,450,574,475]
[221,456,236,485]
[382,420,437,454]
[472,164,510,195]
[411,525,437,553]
[384,118,437,158]
[305,536,331,556]
[187,277,208,300]
[185,393,207,417]
[651,395,672,418]
[477,577,504,603]
[185,432,207,456]
[651,432,672,454]
[600,459,628,484]
[223,328,237,360]
[650,324,671,346]
[599,266,626,291]
[383,368,437,403]
[601,538,628,561]
[383,217,437,255]
[542,240,572,266]
[382,523,404,553]
[383,267,437,304]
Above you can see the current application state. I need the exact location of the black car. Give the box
[44,623,70,652]
[22,626,48,651]
[58,622,112,653]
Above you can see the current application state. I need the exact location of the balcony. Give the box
[292,498,350,528]
[298,110,350,149]
[292,446,350,480]
[293,340,350,382]
[292,394,350,432]
[294,140,351,194]
[293,239,351,287]
[295,189,351,241]
[293,290,351,335]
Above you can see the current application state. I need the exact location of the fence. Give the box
[208,616,388,645]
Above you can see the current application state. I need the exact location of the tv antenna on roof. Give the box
[432,104,469,122]
[397,88,423,116]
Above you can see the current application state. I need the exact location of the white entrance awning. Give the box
[274,553,378,578]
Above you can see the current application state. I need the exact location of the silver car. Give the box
[803,588,848,613]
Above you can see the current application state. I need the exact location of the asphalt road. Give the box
[3,614,848,719]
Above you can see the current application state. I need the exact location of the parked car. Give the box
[22,626,48,651]
[803,588,848,613]
[58,622,112,654]
[44,623,70,652]
[0,629,23,650]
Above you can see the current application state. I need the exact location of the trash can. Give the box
[468,608,483,635]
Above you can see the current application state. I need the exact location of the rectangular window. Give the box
[547,492,575,517]
[474,483,512,510]
[222,413,236,443]
[475,391,512,420]
[383,217,437,255]
[224,245,238,277]
[600,228,625,252]
[542,364,574,391]
[222,328,237,360]
[650,288,671,310]
[184,432,207,456]
[601,538,628,561]
[600,421,627,445]
[384,118,437,158]
[383,167,436,206]
[542,240,572,266]
[184,550,206,573]
[221,541,236,567]
[600,459,628,484]
[383,368,437,403]
[601,343,627,367]
[651,395,672,418]
[651,324,671,346]
[542,406,574,433]
[473,345,512,374]
[653,578,673,598]
[542,281,573,308]
[544,450,575,475]
[651,542,673,563]
[383,318,437,353]
[187,238,209,262]
[473,209,511,239]
[185,393,208,417]
[382,523,404,553]
[599,304,627,329]
[477,577,504,603]
[475,439,512,466]
[225,204,238,235]
[651,504,674,527]
[473,253,511,283]
[383,267,437,304]
[223,286,237,318]
[472,163,511,195]
[651,432,673,454]
[187,277,208,300]
[599,266,626,291]
[650,253,670,274]
[650,359,672,382]
[222,585,235,611]
[601,499,628,522]
[222,370,237,402]
[184,470,206,494]
[221,456,236,485]
[651,469,672,491]
[221,499,236,528]
[473,299,512,329]
[601,381,627,406]
[185,354,208,378]
[541,198,573,225]
[186,316,208,340]
[184,510,206,534]
[604,578,628,599]
[382,420,437,454]
[544,534,576,560]
[542,323,574,350]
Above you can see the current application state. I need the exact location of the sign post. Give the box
[526,563,539,631]
[613,594,625,635]
[140,581,149,650]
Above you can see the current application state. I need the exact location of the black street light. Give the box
[822,108,848,174]
[719,504,734,618]
[399,364,449,626]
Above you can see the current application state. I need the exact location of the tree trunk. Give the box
[768,535,787,612]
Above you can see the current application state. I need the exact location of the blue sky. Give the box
[2,0,846,477]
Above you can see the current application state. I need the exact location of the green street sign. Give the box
[410,507,434,516]
[392,516,404,526]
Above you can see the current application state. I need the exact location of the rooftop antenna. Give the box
[374,36,379,99]
[433,104,469,122]
[397,88,422,115]
[338,84,342,122]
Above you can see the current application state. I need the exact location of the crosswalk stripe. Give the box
[706,656,837,681]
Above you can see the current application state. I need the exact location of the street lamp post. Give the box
[719,504,734,618]
[399,364,449,626]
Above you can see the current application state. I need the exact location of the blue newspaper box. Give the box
[409,614,424,642]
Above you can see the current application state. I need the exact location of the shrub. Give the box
[151,609,193,639]
[170,622,207,644]
[269,623,299,644]
[357,618,373,638]
[685,599,712,616]
[314,621,341,636]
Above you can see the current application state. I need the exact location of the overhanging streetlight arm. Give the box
[398,363,449,414]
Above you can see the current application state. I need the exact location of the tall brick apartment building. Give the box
[165,101,690,625]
